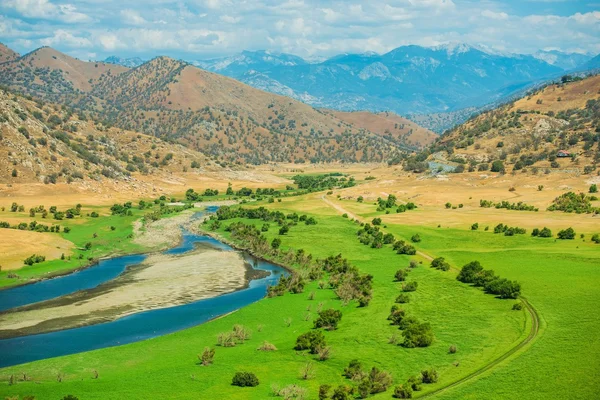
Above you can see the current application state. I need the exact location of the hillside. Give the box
[328,110,437,149]
[0,46,420,165]
[0,43,19,64]
[0,87,216,189]
[433,74,600,173]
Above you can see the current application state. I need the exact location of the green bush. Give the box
[314,309,342,330]
[557,227,576,240]
[421,369,439,384]
[294,331,326,354]
[231,371,259,387]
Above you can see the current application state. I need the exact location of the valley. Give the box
[0,31,599,400]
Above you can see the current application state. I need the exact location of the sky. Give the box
[0,0,599,61]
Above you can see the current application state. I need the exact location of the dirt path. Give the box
[319,194,541,398]
[418,297,540,399]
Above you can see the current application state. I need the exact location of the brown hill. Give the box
[0,43,19,64]
[0,45,432,165]
[434,74,600,173]
[328,110,437,148]
[0,87,216,191]
[0,47,128,102]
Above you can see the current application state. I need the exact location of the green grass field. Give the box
[0,206,145,289]
[0,197,537,399]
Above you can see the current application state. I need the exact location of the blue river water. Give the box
[0,208,287,368]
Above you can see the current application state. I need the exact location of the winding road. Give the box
[320,194,541,398]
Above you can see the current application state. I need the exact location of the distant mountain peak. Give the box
[104,56,145,68]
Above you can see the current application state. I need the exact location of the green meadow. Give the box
[0,194,597,399]
[0,206,145,289]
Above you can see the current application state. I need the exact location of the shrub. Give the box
[24,254,45,266]
[592,234,600,244]
[90,211,99,218]
[557,227,576,240]
[410,234,421,243]
[317,346,331,361]
[402,322,434,348]
[314,309,342,330]
[372,218,382,226]
[394,269,409,281]
[393,385,413,398]
[343,359,365,380]
[295,331,325,354]
[396,293,410,304]
[430,257,450,271]
[590,184,598,193]
[402,281,418,292]
[198,347,215,366]
[449,345,457,354]
[232,371,259,387]
[421,369,439,384]
[512,302,523,310]
[257,341,277,351]
[471,222,479,230]
[272,384,307,399]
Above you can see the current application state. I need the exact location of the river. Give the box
[0,209,287,368]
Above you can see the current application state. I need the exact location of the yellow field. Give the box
[0,229,74,270]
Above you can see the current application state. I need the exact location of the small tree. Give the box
[394,269,409,281]
[590,184,598,194]
[271,238,281,249]
[557,227,576,240]
[421,369,438,384]
[279,225,289,235]
[410,234,421,243]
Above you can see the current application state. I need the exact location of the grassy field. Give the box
[0,203,154,288]
[0,196,529,399]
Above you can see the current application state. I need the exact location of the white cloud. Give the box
[4,0,91,23]
[1,0,599,59]
[40,29,91,47]
[481,10,509,20]
[121,9,146,26]
[220,15,241,24]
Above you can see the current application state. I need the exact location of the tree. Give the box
[393,385,413,398]
[457,261,483,283]
[314,308,342,330]
[421,369,439,384]
[430,257,450,271]
[295,331,326,354]
[402,322,434,347]
[557,227,576,240]
[271,238,281,249]
[278,225,289,235]
[491,160,504,173]
[410,234,421,243]
[372,218,382,226]
[395,269,408,282]
[232,371,259,387]
[590,184,598,193]
[11,169,18,177]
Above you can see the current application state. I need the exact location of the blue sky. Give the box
[0,0,598,61]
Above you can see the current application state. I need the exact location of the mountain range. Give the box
[101,44,596,133]
[0,44,435,166]
[101,44,597,133]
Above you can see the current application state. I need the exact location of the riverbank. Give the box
[0,243,266,339]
